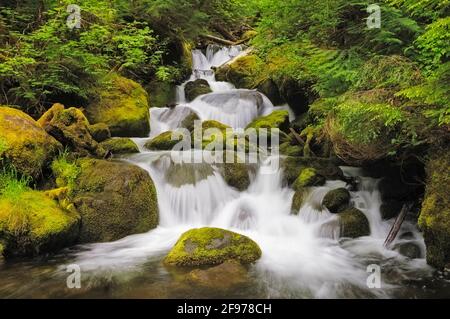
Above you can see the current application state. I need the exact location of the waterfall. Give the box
[71,45,431,298]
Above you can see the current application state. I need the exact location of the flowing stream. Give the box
[0,45,448,299]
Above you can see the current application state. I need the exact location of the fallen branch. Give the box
[201,34,236,46]
[383,203,413,248]
[289,128,317,157]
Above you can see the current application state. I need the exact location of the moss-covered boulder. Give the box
[245,110,290,134]
[282,156,344,186]
[87,74,150,137]
[145,131,184,151]
[291,189,307,214]
[39,104,104,157]
[418,149,450,269]
[0,189,80,257]
[147,80,176,108]
[292,168,326,190]
[180,111,200,132]
[222,161,250,192]
[322,188,351,214]
[99,138,139,154]
[0,106,61,179]
[215,54,262,89]
[339,207,370,238]
[185,79,212,101]
[88,123,111,143]
[165,163,214,188]
[70,159,159,243]
[192,120,231,149]
[164,227,261,267]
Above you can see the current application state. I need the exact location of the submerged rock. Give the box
[86,74,150,137]
[322,188,351,214]
[395,242,422,259]
[418,148,450,269]
[185,79,212,101]
[0,106,61,179]
[99,138,139,154]
[165,163,214,187]
[71,159,159,243]
[164,227,261,267]
[0,190,80,257]
[339,207,370,238]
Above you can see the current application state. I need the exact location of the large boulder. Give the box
[99,138,139,154]
[69,159,159,243]
[145,131,184,151]
[86,74,151,137]
[164,227,262,267]
[184,79,212,101]
[339,207,370,238]
[322,188,351,214]
[0,188,80,258]
[418,149,450,269]
[215,55,261,89]
[38,104,105,157]
[0,106,61,179]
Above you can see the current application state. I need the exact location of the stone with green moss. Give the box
[145,131,183,151]
[100,138,139,154]
[0,189,80,257]
[180,111,200,132]
[192,120,231,149]
[164,227,261,267]
[418,148,450,269]
[280,140,303,157]
[246,110,290,134]
[0,106,62,179]
[88,123,111,143]
[322,188,351,214]
[222,161,250,192]
[165,162,214,188]
[292,168,325,190]
[86,74,151,137]
[339,207,370,238]
[39,104,105,157]
[185,79,212,101]
[70,159,159,243]
[282,156,344,186]
[215,55,262,89]
[147,80,176,108]
[291,189,307,214]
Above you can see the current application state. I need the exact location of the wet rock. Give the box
[0,106,61,179]
[245,110,290,134]
[222,161,250,192]
[395,242,422,259]
[165,163,214,187]
[322,188,351,214]
[282,156,344,186]
[88,123,111,143]
[293,168,326,190]
[339,207,370,238]
[145,131,184,151]
[185,79,212,101]
[180,111,200,132]
[87,74,150,137]
[147,80,176,108]
[99,138,139,154]
[164,227,261,267]
[71,159,159,243]
[215,55,261,89]
[291,189,307,214]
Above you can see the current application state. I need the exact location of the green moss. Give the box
[164,227,262,267]
[291,189,307,214]
[185,79,212,101]
[418,148,450,269]
[280,140,303,157]
[192,121,231,149]
[71,159,159,243]
[246,110,290,133]
[339,207,370,238]
[322,188,351,214]
[100,138,139,154]
[145,131,183,151]
[147,80,176,108]
[0,106,62,179]
[222,161,250,192]
[87,74,150,137]
[51,153,81,190]
[88,123,111,143]
[282,156,344,186]
[215,55,262,89]
[0,189,80,257]
[293,168,325,190]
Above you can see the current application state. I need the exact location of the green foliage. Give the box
[51,151,80,189]
[0,166,31,201]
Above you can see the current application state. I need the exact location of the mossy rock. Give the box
[292,168,326,190]
[147,80,176,108]
[222,161,250,192]
[418,148,450,269]
[339,207,370,238]
[245,110,290,134]
[71,159,159,243]
[165,163,214,188]
[394,242,421,259]
[291,189,307,215]
[39,104,104,157]
[164,227,262,267]
[100,138,139,154]
[257,78,283,105]
[282,156,344,186]
[280,140,303,157]
[0,106,62,179]
[192,120,231,149]
[0,190,80,257]
[180,111,200,132]
[88,123,111,143]
[322,188,351,214]
[215,55,262,89]
[145,131,184,151]
[87,74,150,137]
[185,79,212,101]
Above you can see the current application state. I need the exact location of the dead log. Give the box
[383,203,413,248]
[213,24,237,42]
[201,34,236,46]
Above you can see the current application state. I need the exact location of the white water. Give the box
[73,46,431,298]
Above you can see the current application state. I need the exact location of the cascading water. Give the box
[0,45,444,299]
